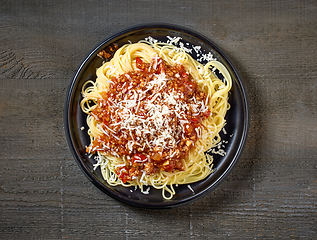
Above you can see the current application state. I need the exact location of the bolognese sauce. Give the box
[87,56,211,183]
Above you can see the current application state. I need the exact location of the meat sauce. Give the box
[87,56,211,183]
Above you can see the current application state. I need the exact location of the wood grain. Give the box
[0,0,316,239]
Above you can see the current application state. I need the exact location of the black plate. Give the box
[64,23,249,208]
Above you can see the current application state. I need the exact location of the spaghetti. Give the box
[80,41,232,199]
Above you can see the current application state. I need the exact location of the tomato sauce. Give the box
[87,56,210,183]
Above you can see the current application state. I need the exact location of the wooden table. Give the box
[1,1,316,239]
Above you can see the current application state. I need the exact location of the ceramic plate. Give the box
[64,23,249,208]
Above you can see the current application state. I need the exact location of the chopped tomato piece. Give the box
[191,117,198,123]
[181,72,189,80]
[157,63,165,74]
[116,166,129,183]
[204,109,211,118]
[136,57,144,69]
[132,153,147,163]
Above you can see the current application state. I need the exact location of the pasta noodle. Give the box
[80,40,231,200]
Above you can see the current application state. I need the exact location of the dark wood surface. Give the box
[1,0,316,239]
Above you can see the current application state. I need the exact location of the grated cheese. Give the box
[187,184,195,193]
[142,186,151,194]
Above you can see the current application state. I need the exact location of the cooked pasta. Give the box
[80,41,231,199]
